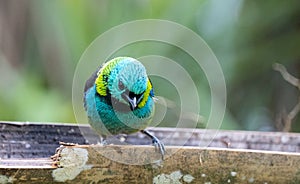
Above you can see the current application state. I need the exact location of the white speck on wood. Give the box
[182,174,194,183]
[153,170,194,184]
[281,136,289,143]
[25,143,31,149]
[169,170,183,181]
[0,175,14,184]
[230,171,237,177]
[153,170,182,184]
[248,177,255,183]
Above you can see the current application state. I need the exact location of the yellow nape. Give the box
[138,79,152,108]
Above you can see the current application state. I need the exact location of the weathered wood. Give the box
[1,145,300,184]
[1,121,300,183]
[1,121,300,159]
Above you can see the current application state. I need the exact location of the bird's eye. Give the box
[118,81,125,90]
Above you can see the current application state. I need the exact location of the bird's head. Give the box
[95,57,154,110]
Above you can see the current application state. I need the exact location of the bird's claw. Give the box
[152,137,165,160]
[141,130,165,160]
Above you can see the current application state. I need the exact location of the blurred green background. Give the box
[1,0,300,132]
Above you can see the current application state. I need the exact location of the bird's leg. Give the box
[141,130,165,160]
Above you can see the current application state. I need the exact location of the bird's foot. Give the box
[96,139,108,146]
[152,136,165,160]
[141,130,165,160]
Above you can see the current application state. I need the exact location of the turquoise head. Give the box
[95,57,154,111]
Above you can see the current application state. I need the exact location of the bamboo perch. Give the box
[1,121,300,159]
[1,122,300,183]
[1,145,300,184]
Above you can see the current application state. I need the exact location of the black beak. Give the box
[124,94,137,110]
[122,90,144,111]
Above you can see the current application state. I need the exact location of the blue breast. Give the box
[84,85,154,136]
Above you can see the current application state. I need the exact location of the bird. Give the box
[83,56,165,159]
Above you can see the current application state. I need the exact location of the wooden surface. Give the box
[1,121,300,183]
[1,121,300,159]
[1,145,300,184]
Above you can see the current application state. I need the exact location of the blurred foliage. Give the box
[0,0,300,131]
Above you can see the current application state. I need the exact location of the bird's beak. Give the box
[124,95,137,110]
